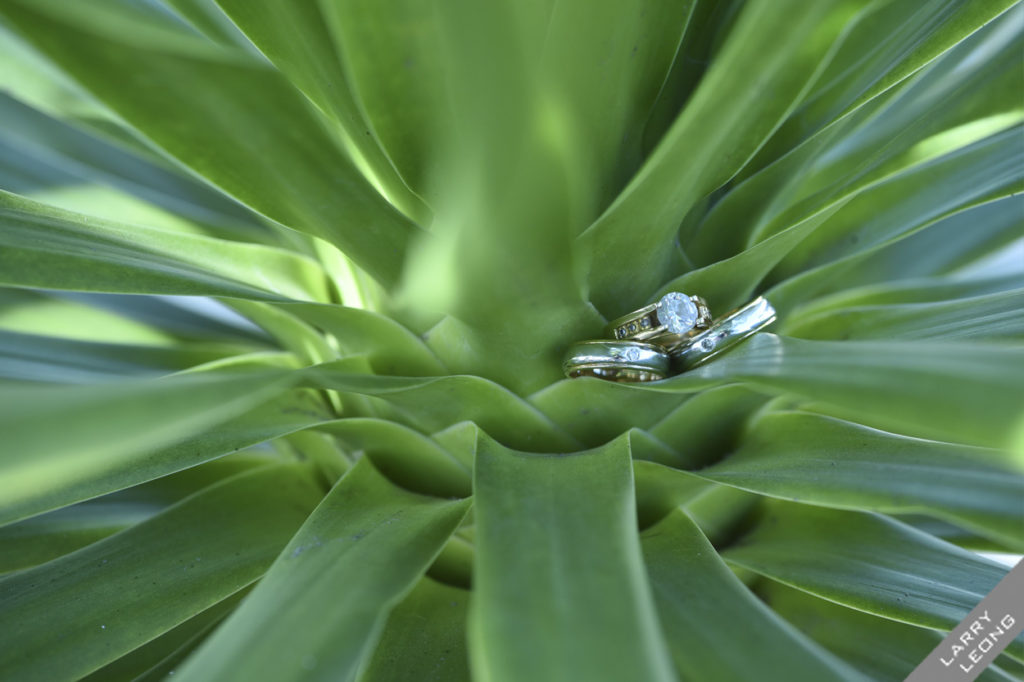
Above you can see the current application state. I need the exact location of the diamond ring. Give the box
[605,292,712,344]
[562,340,670,382]
[671,296,776,371]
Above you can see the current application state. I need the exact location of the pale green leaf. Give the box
[0,329,253,382]
[0,0,421,286]
[0,92,271,243]
[0,191,328,301]
[211,0,427,223]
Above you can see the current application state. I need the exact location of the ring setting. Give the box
[562,340,670,383]
[606,292,712,342]
[564,294,776,382]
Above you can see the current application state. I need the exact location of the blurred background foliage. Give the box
[0,0,1022,680]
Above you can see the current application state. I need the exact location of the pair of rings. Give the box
[563,293,776,382]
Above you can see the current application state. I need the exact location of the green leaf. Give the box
[0,0,421,287]
[0,369,310,525]
[82,589,249,682]
[162,0,256,48]
[173,458,470,682]
[698,411,1024,549]
[0,501,143,576]
[527,377,688,447]
[663,124,1022,314]
[768,195,1024,315]
[210,0,428,223]
[304,364,580,452]
[642,509,865,682]
[692,11,1024,266]
[723,502,1014,635]
[644,334,1024,450]
[469,434,676,682]
[0,463,323,681]
[748,0,1021,174]
[282,302,446,376]
[0,191,328,301]
[0,451,271,574]
[316,418,471,498]
[360,577,472,682]
[0,329,252,382]
[760,580,1021,682]
[0,92,271,243]
[647,385,772,469]
[579,0,868,313]
[782,289,1024,341]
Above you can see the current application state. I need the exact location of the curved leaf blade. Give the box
[723,503,1015,635]
[0,463,323,681]
[0,191,328,301]
[174,458,470,682]
[0,0,421,286]
[642,509,866,682]
[699,412,1024,549]
[645,334,1024,450]
[360,577,472,682]
[470,434,677,682]
[761,580,1021,682]
[579,0,868,312]
[0,369,306,525]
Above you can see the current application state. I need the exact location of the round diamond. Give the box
[700,337,716,352]
[656,292,698,334]
[625,347,641,362]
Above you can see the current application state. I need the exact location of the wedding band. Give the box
[671,296,776,370]
[605,292,711,342]
[562,340,670,382]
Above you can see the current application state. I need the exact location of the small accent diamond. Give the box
[656,292,699,334]
[628,323,637,332]
[625,347,641,362]
[700,337,716,352]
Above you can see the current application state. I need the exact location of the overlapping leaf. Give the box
[173,458,469,682]
[0,463,323,681]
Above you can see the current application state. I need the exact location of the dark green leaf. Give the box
[0,463,323,681]
[723,502,1014,635]
[642,509,865,681]
[0,369,313,525]
[644,334,1024,450]
[760,580,1021,682]
[173,458,470,682]
[360,577,472,682]
[698,411,1024,549]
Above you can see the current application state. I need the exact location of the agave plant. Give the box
[1,0,1023,680]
